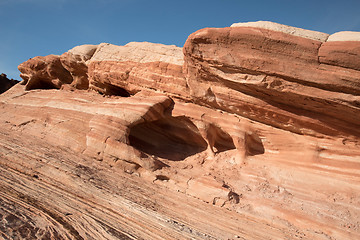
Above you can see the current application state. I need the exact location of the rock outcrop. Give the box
[0,73,19,94]
[88,42,188,98]
[1,21,359,239]
[183,21,360,137]
[60,44,98,89]
[18,55,73,90]
[318,31,360,71]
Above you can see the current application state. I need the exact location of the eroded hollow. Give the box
[210,125,236,153]
[246,133,265,156]
[129,116,208,161]
[105,84,131,97]
[22,77,61,90]
[91,81,132,97]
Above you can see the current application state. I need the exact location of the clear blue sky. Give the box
[1,0,360,80]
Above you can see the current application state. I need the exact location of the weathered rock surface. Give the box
[18,55,73,90]
[319,31,360,71]
[327,31,360,42]
[0,73,19,94]
[230,20,330,41]
[2,21,360,239]
[88,42,188,98]
[60,44,98,89]
[183,22,360,137]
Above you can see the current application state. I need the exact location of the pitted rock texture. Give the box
[6,21,360,239]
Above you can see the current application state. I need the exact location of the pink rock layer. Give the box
[3,21,359,239]
[183,26,360,136]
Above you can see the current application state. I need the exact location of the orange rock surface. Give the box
[0,22,359,239]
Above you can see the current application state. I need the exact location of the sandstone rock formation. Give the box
[18,55,73,90]
[183,21,360,137]
[60,44,98,89]
[88,42,187,98]
[0,73,19,94]
[319,31,360,71]
[1,21,359,239]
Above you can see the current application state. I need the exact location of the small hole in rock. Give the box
[105,84,131,97]
[156,175,170,181]
[92,81,132,97]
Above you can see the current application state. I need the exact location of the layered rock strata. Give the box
[318,31,360,71]
[88,42,188,98]
[184,21,360,137]
[60,44,98,89]
[2,21,359,239]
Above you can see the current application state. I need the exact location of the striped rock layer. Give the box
[88,42,188,99]
[184,21,360,137]
[2,21,359,239]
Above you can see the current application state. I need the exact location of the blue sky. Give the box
[1,0,360,80]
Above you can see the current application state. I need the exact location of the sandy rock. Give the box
[231,21,329,42]
[91,42,183,64]
[18,55,73,90]
[319,31,360,71]
[319,40,360,70]
[327,31,360,42]
[183,25,360,136]
[83,95,174,170]
[60,44,98,89]
[186,176,231,205]
[1,83,360,239]
[88,42,188,98]
[67,44,99,62]
[3,21,360,240]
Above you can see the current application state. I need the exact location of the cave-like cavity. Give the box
[129,116,237,161]
[104,84,131,97]
[90,81,132,97]
[129,116,207,161]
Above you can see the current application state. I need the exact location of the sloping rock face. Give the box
[2,21,360,239]
[0,73,19,94]
[184,21,360,137]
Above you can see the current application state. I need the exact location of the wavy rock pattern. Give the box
[88,42,188,98]
[183,23,360,137]
[1,21,359,239]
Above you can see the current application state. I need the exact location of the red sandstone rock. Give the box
[319,31,360,71]
[18,55,73,90]
[4,22,360,239]
[183,24,360,137]
[60,44,98,89]
[88,42,189,98]
[1,83,359,239]
[319,41,360,70]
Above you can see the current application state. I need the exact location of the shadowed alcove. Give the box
[129,116,208,161]
[129,116,240,161]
